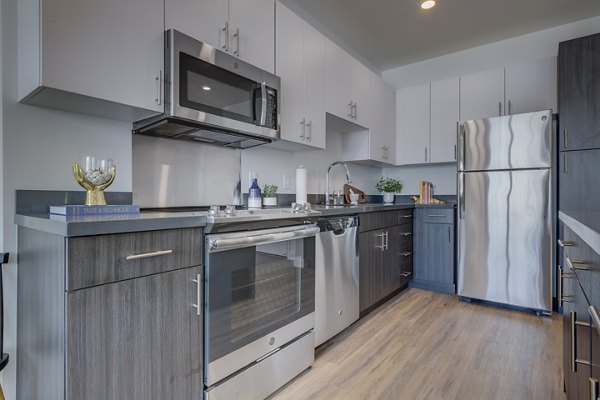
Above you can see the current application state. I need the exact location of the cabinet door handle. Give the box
[192,273,201,316]
[563,153,568,174]
[221,22,229,52]
[566,257,591,271]
[400,214,412,219]
[155,70,162,105]
[352,102,357,119]
[400,271,412,277]
[558,265,563,307]
[499,101,502,116]
[508,100,512,115]
[347,102,353,118]
[300,118,305,139]
[589,378,599,400]
[428,214,445,218]
[571,311,577,372]
[385,231,389,250]
[375,232,385,250]
[448,226,451,242]
[399,232,412,236]
[306,120,312,142]
[563,128,568,150]
[401,251,412,257]
[558,239,575,247]
[126,249,173,260]
[454,144,457,160]
[425,147,428,162]
[233,28,240,56]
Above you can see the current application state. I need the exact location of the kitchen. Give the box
[2,0,600,399]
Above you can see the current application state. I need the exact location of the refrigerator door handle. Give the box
[458,172,465,220]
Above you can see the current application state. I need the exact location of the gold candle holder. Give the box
[72,159,116,206]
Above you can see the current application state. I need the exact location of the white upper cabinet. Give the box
[326,41,372,126]
[396,83,431,165]
[430,76,459,163]
[166,0,275,73]
[274,2,326,150]
[459,68,505,121]
[460,57,557,121]
[19,0,164,121]
[369,73,396,164]
[505,57,557,115]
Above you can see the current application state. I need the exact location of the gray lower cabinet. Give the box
[359,209,413,315]
[412,207,455,294]
[17,226,203,400]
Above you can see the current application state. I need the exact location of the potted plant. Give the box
[262,184,278,206]
[376,177,403,204]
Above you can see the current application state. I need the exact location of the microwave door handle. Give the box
[260,81,267,126]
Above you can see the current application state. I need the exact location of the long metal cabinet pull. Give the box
[425,147,428,162]
[300,118,305,139]
[385,231,389,251]
[448,226,451,242]
[563,129,568,149]
[375,232,385,250]
[558,239,575,247]
[221,23,229,51]
[498,101,502,116]
[558,265,563,307]
[233,29,240,56]
[401,251,412,257]
[306,121,312,141]
[590,378,599,400]
[126,249,173,260]
[564,153,568,174]
[155,70,162,105]
[192,273,201,316]
[566,257,591,271]
[508,100,512,115]
[454,144,457,160]
[347,102,353,118]
[352,102,357,119]
[571,311,577,372]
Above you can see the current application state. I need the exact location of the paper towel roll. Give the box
[296,165,307,204]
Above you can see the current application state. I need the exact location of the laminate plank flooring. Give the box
[270,288,565,400]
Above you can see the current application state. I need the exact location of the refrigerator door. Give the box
[458,110,552,172]
[457,169,552,311]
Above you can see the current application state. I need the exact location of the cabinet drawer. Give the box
[67,228,203,290]
[562,224,600,310]
[359,209,413,232]
[416,208,454,224]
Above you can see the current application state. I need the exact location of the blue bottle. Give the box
[248,178,262,208]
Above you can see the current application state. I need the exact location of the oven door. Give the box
[204,224,318,386]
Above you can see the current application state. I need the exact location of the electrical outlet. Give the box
[282,174,290,190]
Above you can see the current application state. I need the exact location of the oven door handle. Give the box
[208,226,320,252]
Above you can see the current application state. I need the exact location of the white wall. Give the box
[382,14,600,196]
[1,0,134,397]
[242,130,382,199]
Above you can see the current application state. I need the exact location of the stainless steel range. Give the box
[201,206,320,400]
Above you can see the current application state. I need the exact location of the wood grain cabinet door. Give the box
[359,230,385,313]
[66,266,203,400]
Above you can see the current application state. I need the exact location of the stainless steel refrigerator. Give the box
[457,110,553,313]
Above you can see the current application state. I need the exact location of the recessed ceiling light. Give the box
[202,86,211,91]
[421,0,436,10]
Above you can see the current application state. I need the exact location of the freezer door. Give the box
[457,169,552,311]
[458,110,552,172]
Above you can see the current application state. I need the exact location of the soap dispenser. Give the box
[248,178,262,208]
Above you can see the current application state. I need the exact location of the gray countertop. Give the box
[15,212,207,237]
[15,202,456,237]
[559,211,600,255]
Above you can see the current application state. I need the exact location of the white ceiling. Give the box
[285,0,600,71]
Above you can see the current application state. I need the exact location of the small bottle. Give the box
[248,178,262,208]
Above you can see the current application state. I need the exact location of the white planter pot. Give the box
[263,197,277,206]
[383,192,395,204]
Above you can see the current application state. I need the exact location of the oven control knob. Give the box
[269,337,275,345]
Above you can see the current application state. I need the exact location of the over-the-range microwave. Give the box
[133,29,280,149]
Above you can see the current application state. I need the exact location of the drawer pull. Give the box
[589,378,599,400]
[400,215,412,219]
[401,251,412,257]
[558,239,575,247]
[562,295,573,303]
[126,249,173,260]
[427,214,446,218]
[400,271,412,277]
[566,257,591,271]
[400,232,412,236]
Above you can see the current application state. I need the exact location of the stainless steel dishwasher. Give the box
[314,216,359,347]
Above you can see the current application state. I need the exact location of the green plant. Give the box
[376,177,403,193]
[263,184,278,197]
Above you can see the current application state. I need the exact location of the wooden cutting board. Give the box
[344,184,366,204]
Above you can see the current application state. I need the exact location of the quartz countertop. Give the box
[559,211,600,255]
[15,211,207,237]
[313,202,455,216]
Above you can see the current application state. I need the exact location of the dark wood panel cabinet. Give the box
[559,149,600,215]
[359,210,413,315]
[558,32,600,151]
[412,207,455,294]
[17,226,204,400]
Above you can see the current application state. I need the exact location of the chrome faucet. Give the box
[326,161,352,205]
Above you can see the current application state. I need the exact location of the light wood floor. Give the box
[270,288,566,400]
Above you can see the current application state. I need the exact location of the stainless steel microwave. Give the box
[133,29,280,149]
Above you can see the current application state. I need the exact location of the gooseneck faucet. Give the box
[326,161,352,205]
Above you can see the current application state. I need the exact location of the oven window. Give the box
[179,52,257,124]
[206,236,315,362]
